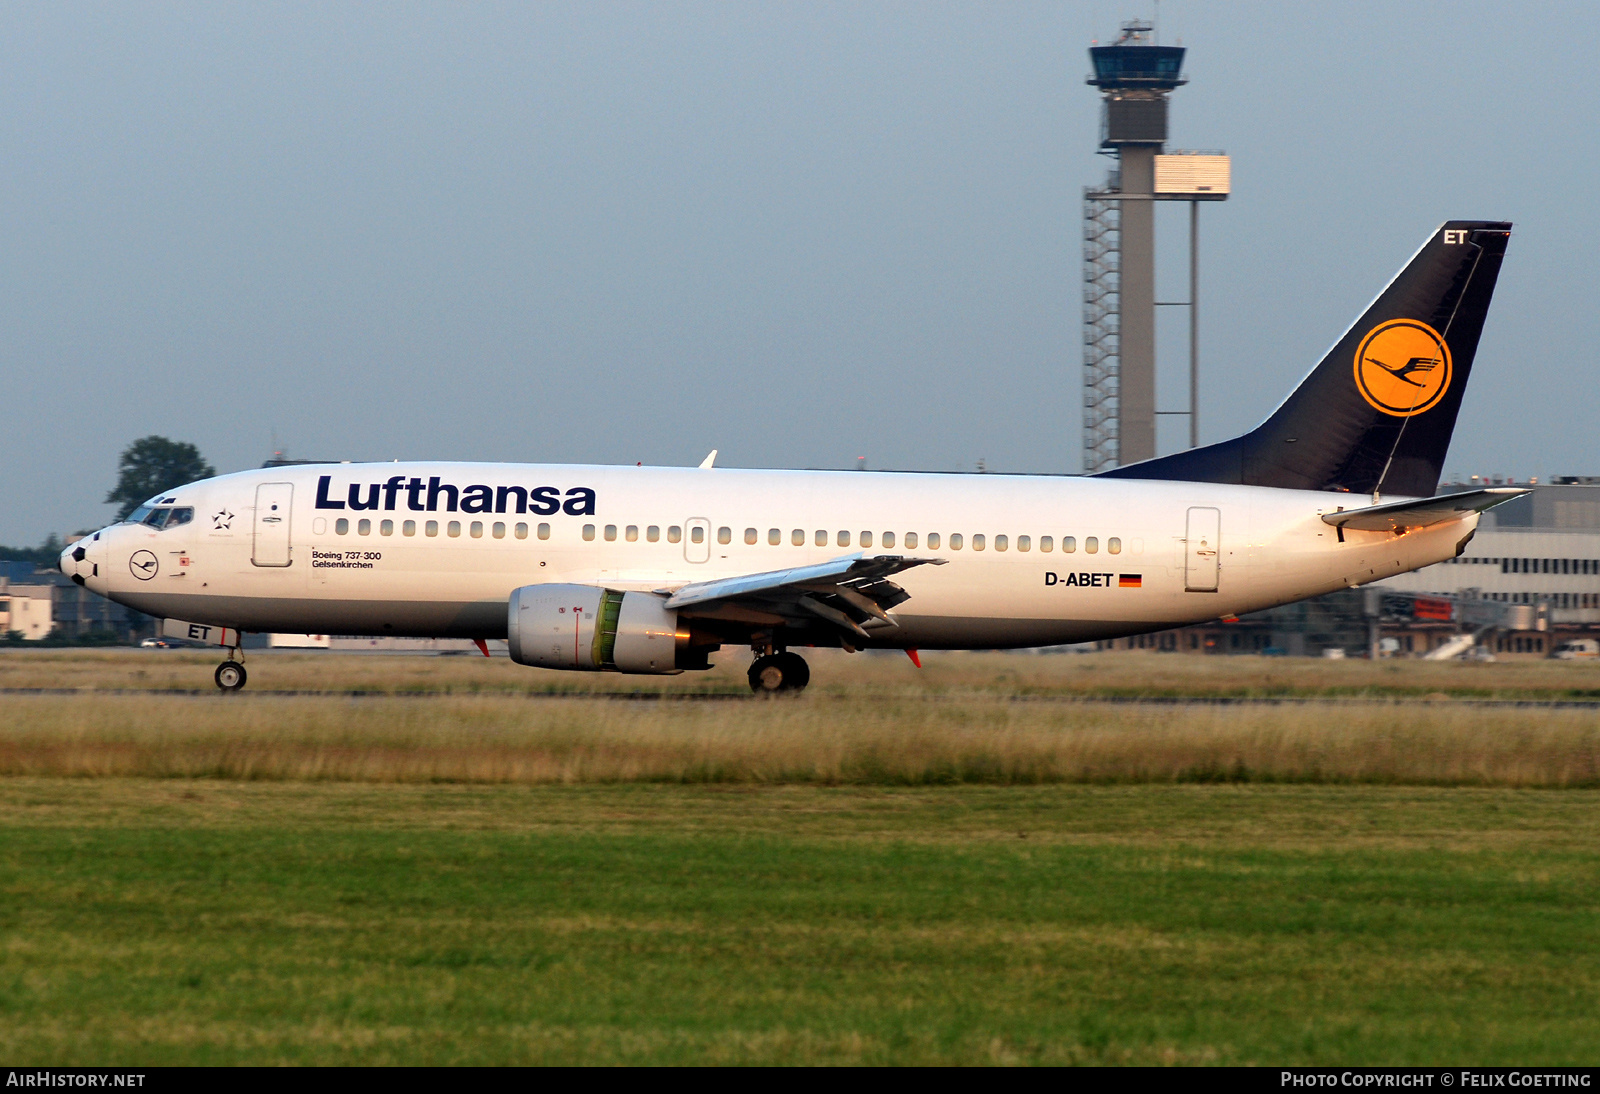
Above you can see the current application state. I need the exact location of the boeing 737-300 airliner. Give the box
[60,221,1521,693]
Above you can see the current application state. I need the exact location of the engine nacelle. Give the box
[506,583,704,674]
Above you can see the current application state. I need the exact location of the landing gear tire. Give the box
[748,651,809,695]
[215,661,247,692]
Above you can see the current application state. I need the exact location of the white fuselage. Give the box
[65,462,1477,649]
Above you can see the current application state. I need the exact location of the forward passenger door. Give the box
[252,483,294,567]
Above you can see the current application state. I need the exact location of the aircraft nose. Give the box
[58,542,82,581]
[61,528,109,587]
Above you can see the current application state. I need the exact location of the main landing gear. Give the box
[215,650,247,693]
[748,650,810,695]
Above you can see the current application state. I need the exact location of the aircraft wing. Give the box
[663,553,945,638]
[1320,488,1529,533]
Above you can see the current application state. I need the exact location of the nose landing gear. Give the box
[748,650,810,695]
[214,651,247,692]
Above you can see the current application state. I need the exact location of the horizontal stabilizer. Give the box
[1320,488,1528,532]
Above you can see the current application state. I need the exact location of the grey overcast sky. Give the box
[3,1,1597,545]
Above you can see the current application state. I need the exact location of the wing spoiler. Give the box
[664,553,945,612]
[1320,488,1529,533]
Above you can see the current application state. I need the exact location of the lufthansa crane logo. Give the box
[129,550,159,581]
[1353,319,1453,417]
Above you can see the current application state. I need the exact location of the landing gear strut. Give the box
[215,649,247,693]
[748,651,810,695]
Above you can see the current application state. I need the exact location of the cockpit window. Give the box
[140,507,191,530]
[126,505,154,524]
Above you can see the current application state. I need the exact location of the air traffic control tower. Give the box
[1082,21,1228,472]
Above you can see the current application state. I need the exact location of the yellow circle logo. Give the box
[1353,319,1452,417]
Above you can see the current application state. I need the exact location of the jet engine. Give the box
[506,583,710,673]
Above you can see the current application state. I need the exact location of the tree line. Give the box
[2,437,215,565]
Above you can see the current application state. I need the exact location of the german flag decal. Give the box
[1118,574,1142,589]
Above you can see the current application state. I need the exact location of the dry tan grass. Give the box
[3,647,1600,699]
[2,692,1597,787]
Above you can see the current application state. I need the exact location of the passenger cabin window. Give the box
[537,523,550,540]
[691,526,705,544]
[626,525,639,542]
[1108,537,1121,554]
[1062,536,1076,553]
[949,534,963,550]
[836,531,850,547]
[768,529,781,545]
[905,532,917,549]
[718,527,731,545]
[1085,537,1098,554]
[493,522,506,539]
[745,528,758,545]
[994,535,1008,552]
[358,519,372,536]
[515,523,528,540]
[647,526,660,542]
[1017,535,1029,552]
[860,531,873,548]
[1040,536,1052,552]
[380,519,394,536]
[927,533,940,549]
[814,530,827,546]
[447,521,461,537]
[470,521,484,538]
[882,532,895,548]
[336,518,350,535]
[791,529,805,546]
[403,520,417,536]
[972,534,985,551]
[426,520,439,537]
[583,525,596,541]
[604,525,617,541]
[668,526,682,544]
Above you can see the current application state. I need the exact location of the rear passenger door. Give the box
[1185,507,1219,592]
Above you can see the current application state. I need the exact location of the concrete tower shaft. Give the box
[1116,145,1157,465]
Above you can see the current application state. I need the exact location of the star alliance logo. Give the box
[212,509,234,531]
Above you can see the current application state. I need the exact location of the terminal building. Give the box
[1,560,150,642]
[1369,480,1600,656]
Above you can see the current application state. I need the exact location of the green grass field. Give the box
[4,646,1600,700]
[2,651,1599,1064]
[3,779,1599,1065]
